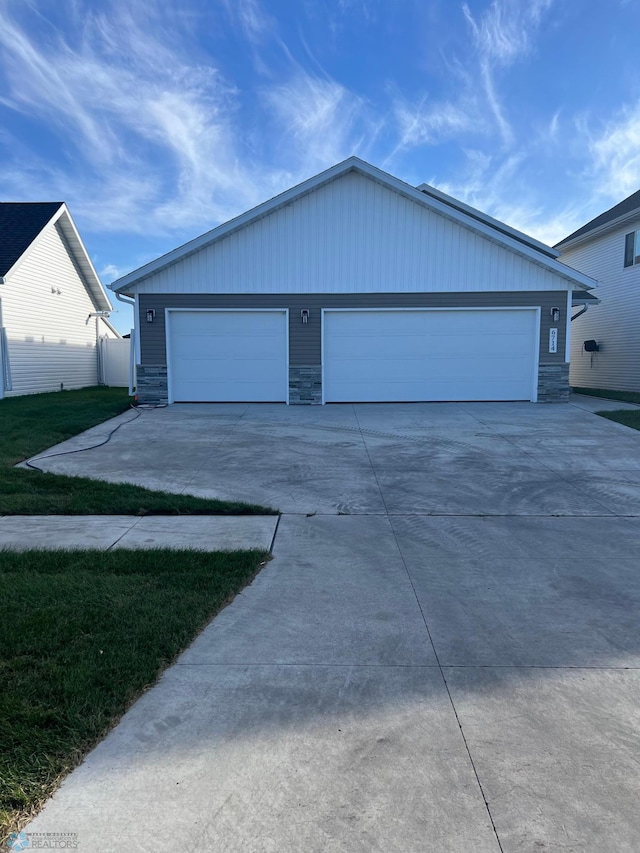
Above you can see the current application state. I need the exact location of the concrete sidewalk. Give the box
[0,515,277,551]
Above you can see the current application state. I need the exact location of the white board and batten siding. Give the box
[131,172,571,296]
[1,221,100,396]
[322,308,540,403]
[166,310,288,403]
[561,218,640,392]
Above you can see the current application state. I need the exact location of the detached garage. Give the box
[111,158,596,405]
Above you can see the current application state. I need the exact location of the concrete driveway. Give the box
[27,398,640,851]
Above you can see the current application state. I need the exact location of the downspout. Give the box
[115,290,135,308]
[0,327,12,393]
[115,291,136,396]
[571,305,589,322]
[88,311,111,385]
[96,315,101,384]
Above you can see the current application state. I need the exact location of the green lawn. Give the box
[597,409,640,431]
[572,388,640,433]
[0,547,268,839]
[0,387,275,515]
[572,387,640,405]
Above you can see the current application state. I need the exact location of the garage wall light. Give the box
[146,309,155,323]
[301,309,309,324]
[550,307,560,322]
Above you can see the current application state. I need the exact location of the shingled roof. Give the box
[556,189,640,248]
[0,202,63,277]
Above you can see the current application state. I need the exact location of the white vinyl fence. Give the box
[99,336,133,390]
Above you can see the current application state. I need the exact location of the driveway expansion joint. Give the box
[106,515,144,551]
[387,512,506,852]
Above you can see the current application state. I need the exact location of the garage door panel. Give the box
[172,357,284,384]
[328,355,533,384]
[331,378,532,403]
[323,310,537,402]
[168,311,287,403]
[176,334,284,361]
[328,328,535,360]
[175,312,277,335]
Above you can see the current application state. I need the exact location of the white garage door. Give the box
[323,309,539,402]
[168,310,288,402]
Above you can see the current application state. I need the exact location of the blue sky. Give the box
[1,0,639,333]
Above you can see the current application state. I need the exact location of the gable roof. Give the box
[112,157,596,294]
[0,202,111,311]
[0,202,63,277]
[556,188,640,249]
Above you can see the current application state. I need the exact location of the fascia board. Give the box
[556,207,640,251]
[56,206,112,311]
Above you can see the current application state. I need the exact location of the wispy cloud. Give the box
[0,0,636,264]
[337,0,379,23]
[430,92,640,247]
[587,100,640,201]
[429,149,586,246]
[462,0,554,146]
[0,0,266,234]
[0,0,384,243]
[98,263,130,282]
[462,0,552,66]
[392,96,475,149]
[387,0,555,163]
[266,72,380,172]
[221,0,274,45]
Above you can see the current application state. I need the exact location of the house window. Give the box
[624,231,640,267]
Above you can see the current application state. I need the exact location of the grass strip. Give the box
[0,387,275,515]
[597,409,640,432]
[572,387,640,405]
[0,547,268,838]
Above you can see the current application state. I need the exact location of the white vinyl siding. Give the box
[2,222,99,396]
[323,309,539,402]
[561,219,640,392]
[131,172,573,296]
[167,310,288,403]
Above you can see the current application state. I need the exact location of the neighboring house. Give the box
[556,189,640,392]
[111,157,596,406]
[0,202,115,398]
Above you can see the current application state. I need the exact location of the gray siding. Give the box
[139,291,568,368]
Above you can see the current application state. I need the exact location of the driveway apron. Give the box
[25,400,640,852]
